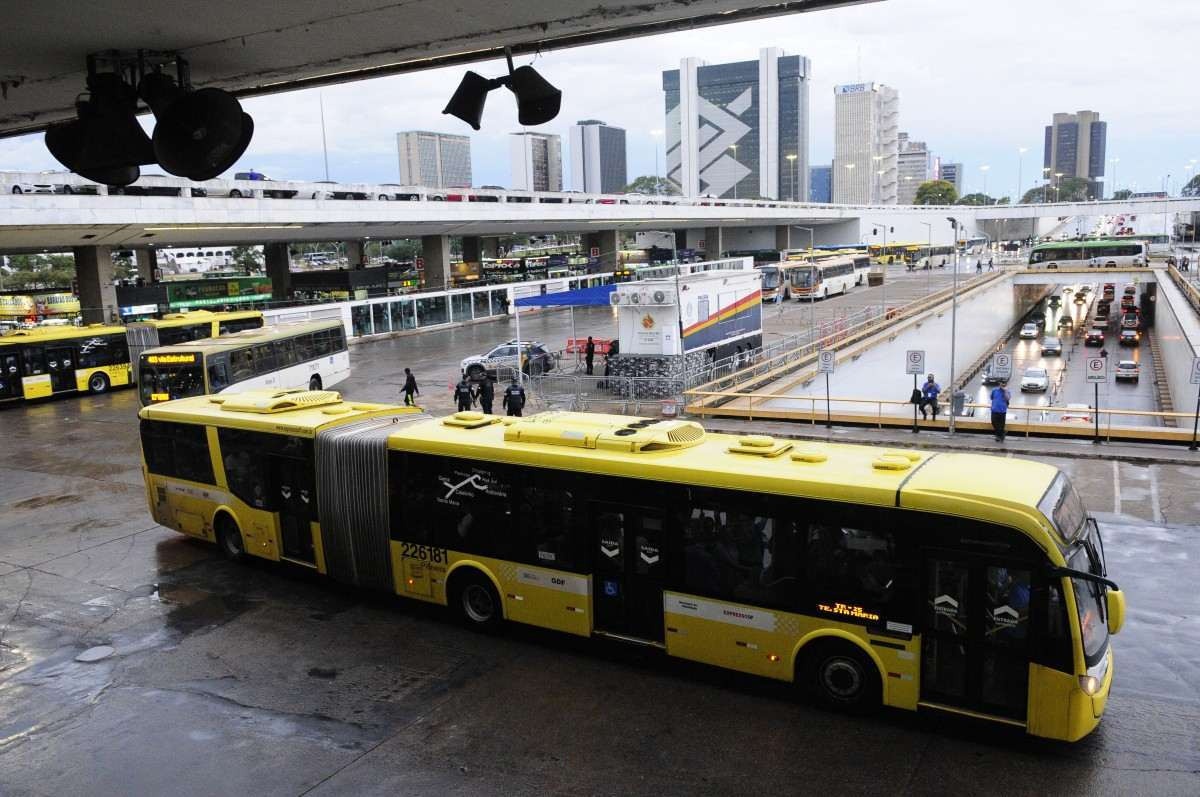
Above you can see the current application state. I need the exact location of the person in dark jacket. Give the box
[402,367,419,406]
[585,336,596,375]
[454,377,474,412]
[502,379,526,417]
[478,377,495,414]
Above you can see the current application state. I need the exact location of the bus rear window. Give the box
[139,355,205,404]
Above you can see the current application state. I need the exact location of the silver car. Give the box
[1021,367,1049,392]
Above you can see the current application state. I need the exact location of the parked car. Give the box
[1061,403,1092,423]
[1114,360,1140,382]
[1019,322,1039,339]
[1085,329,1105,346]
[1042,336,1063,355]
[1119,329,1140,346]
[461,340,554,381]
[1021,367,1049,392]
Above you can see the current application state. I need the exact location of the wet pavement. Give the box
[2,279,1200,794]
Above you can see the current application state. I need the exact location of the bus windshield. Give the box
[760,267,781,289]
[790,267,816,288]
[139,353,206,404]
[1039,472,1087,552]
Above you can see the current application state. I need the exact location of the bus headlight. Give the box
[1078,675,1100,695]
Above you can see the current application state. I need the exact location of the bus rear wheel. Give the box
[215,514,246,561]
[87,372,110,394]
[308,375,322,391]
[801,640,881,715]
[448,569,502,632]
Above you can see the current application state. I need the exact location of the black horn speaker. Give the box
[140,72,253,181]
[44,73,154,186]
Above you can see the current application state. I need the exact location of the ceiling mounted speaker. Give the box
[442,71,496,131]
[43,73,154,186]
[140,72,253,181]
[507,65,561,126]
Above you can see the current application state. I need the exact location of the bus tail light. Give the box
[1078,675,1100,695]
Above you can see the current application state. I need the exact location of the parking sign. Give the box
[1086,357,1107,383]
[991,353,1012,381]
[1191,357,1200,385]
[905,350,925,375]
[818,350,837,374]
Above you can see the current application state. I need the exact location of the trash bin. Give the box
[952,390,967,417]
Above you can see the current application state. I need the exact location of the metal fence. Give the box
[527,373,685,416]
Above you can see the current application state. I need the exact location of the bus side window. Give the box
[217,428,270,509]
[78,336,110,368]
[22,346,46,375]
[803,508,912,618]
[230,347,254,381]
[275,338,297,369]
[252,343,277,374]
[141,420,215,485]
[313,330,333,358]
[208,356,230,392]
[330,326,347,352]
[518,478,577,571]
[296,334,316,361]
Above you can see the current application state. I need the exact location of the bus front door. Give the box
[45,346,76,392]
[592,504,666,644]
[921,555,1032,722]
[0,352,20,399]
[271,456,317,566]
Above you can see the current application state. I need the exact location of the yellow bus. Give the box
[126,310,264,379]
[0,324,132,402]
[138,393,1125,741]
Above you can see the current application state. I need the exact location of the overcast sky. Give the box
[2,0,1197,198]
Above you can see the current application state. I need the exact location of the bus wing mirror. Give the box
[1106,589,1126,635]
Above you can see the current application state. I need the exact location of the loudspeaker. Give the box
[442,71,494,130]
[140,73,253,181]
[507,65,561,126]
[43,74,155,186]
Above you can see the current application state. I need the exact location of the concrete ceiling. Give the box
[0,0,873,137]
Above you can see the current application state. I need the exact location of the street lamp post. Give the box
[947,216,961,434]
[1017,147,1028,203]
[1109,156,1119,198]
[872,155,883,203]
[1042,167,1051,203]
[919,221,932,294]
[1054,172,1064,202]
[797,225,817,346]
[980,164,991,202]
[869,219,892,317]
[650,128,664,196]
[786,153,798,201]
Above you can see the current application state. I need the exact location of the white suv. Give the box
[461,340,554,381]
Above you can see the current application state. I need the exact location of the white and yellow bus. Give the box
[789,254,870,300]
[0,324,132,402]
[126,309,264,379]
[137,320,349,406]
[139,392,1124,741]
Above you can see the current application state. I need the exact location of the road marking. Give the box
[1111,460,1122,516]
[1148,465,1163,524]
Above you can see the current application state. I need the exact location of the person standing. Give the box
[402,367,419,406]
[585,336,596,375]
[920,373,941,420]
[503,378,526,417]
[478,377,495,414]
[454,377,474,412]
[976,259,983,274]
[990,381,1011,442]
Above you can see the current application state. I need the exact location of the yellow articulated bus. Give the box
[0,324,132,402]
[126,310,264,380]
[138,390,1125,741]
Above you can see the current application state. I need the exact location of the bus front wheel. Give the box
[801,640,881,715]
[87,372,110,394]
[448,569,503,632]
[215,514,246,561]
[308,375,322,391]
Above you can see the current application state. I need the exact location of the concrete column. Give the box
[461,236,499,263]
[344,240,366,269]
[775,225,791,250]
[583,229,620,273]
[134,248,157,283]
[704,227,724,259]
[674,229,689,253]
[421,234,452,289]
[73,246,115,324]
[264,242,291,299]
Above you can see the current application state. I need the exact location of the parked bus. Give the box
[0,324,131,402]
[137,398,1125,741]
[126,310,264,379]
[789,254,868,299]
[137,319,349,406]
[1029,240,1147,269]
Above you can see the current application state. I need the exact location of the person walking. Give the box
[454,377,475,412]
[402,367,419,406]
[988,257,994,271]
[976,259,983,274]
[502,378,526,417]
[585,336,596,376]
[478,376,494,414]
[920,373,941,420]
[990,381,1011,442]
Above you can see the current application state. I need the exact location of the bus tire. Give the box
[448,568,503,632]
[801,640,881,715]
[215,513,246,561]
[87,372,110,394]
[308,375,322,391]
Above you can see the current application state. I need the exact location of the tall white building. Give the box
[831,82,899,204]
[396,131,472,188]
[896,132,934,204]
[662,48,811,200]
[510,132,562,192]
[570,120,627,194]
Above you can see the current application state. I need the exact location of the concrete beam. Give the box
[421,235,452,289]
[73,246,114,324]
[134,248,157,283]
[265,242,291,299]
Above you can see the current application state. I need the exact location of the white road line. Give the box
[1148,465,1163,524]
[1112,460,1122,516]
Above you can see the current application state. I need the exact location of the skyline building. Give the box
[1043,110,1107,198]
[509,132,563,192]
[939,162,963,195]
[570,120,628,194]
[896,132,935,204]
[662,48,811,200]
[809,165,831,202]
[396,131,472,188]
[831,82,899,204]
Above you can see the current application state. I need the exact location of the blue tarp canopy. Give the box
[514,284,615,308]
